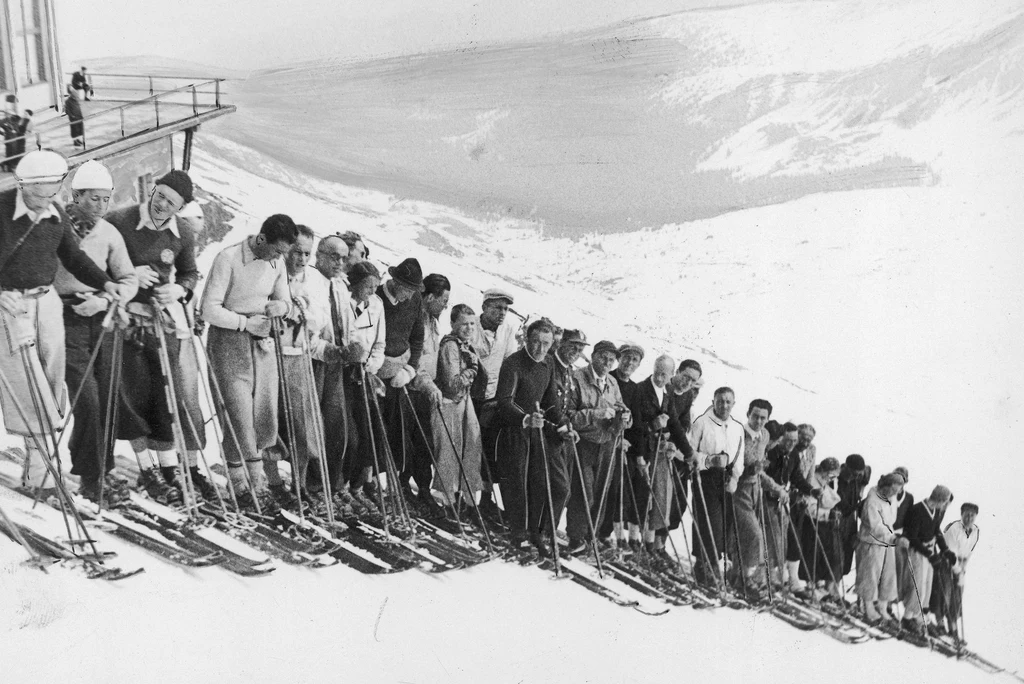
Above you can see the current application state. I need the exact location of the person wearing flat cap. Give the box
[0,151,128,492]
[565,339,632,555]
[472,286,521,515]
[376,257,437,509]
[897,484,954,634]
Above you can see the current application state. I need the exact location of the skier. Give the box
[494,317,568,554]
[200,214,297,512]
[430,303,487,509]
[374,257,436,511]
[471,287,520,517]
[688,386,745,583]
[761,421,801,586]
[931,501,980,636]
[798,456,843,600]
[734,398,773,591]
[897,484,955,635]
[565,339,631,556]
[855,472,901,623]
[0,151,126,492]
[602,340,643,547]
[835,453,871,578]
[547,329,588,547]
[106,170,212,504]
[266,225,336,506]
[54,160,139,504]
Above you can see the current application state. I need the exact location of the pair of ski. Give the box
[892,623,1015,677]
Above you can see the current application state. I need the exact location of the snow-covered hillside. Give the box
[5,0,1023,681]
[209,0,1024,234]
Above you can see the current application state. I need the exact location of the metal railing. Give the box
[0,74,231,170]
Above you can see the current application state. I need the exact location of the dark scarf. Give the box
[65,203,98,241]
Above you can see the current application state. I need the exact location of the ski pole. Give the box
[270,319,304,522]
[149,303,200,518]
[692,466,727,595]
[535,401,562,577]
[566,433,605,578]
[400,387,465,531]
[904,543,935,650]
[668,465,697,580]
[96,321,124,513]
[591,430,621,535]
[368,382,414,529]
[359,367,392,537]
[0,499,46,570]
[431,399,496,555]
[474,405,506,530]
[637,443,689,573]
[783,500,824,608]
[297,323,334,527]
[687,468,725,596]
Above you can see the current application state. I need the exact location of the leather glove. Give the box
[810,488,822,498]
[322,343,345,365]
[523,412,545,429]
[942,549,957,565]
[929,553,943,568]
[344,340,367,363]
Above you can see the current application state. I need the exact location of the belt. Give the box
[2,285,49,299]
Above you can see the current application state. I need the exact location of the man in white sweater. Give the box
[200,214,296,512]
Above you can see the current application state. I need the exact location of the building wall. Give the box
[0,0,61,115]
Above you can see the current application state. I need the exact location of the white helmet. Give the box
[71,160,114,191]
[15,150,68,184]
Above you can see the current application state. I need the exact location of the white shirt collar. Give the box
[13,189,60,223]
[135,202,180,238]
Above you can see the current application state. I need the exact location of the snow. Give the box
[5,0,1024,680]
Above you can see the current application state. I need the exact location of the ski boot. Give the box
[269,483,298,510]
[79,476,128,507]
[138,467,182,505]
[188,467,220,503]
[236,488,281,517]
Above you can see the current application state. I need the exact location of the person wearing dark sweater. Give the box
[0,152,124,490]
[374,257,435,507]
[836,454,872,577]
[494,318,569,553]
[105,170,208,504]
[598,340,644,545]
[897,485,954,632]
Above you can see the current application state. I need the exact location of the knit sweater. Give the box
[377,283,424,367]
[902,501,950,557]
[0,189,110,290]
[495,348,561,434]
[105,204,199,303]
[53,218,138,298]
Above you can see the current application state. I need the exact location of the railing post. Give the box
[155,98,160,128]
[192,85,198,116]
[120,107,125,138]
[215,79,221,108]
[149,76,154,96]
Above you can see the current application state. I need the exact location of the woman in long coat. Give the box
[798,457,843,597]
[431,304,487,506]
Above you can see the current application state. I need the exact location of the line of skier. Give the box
[0,150,979,641]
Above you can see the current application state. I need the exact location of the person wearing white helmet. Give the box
[53,160,139,504]
[0,150,127,492]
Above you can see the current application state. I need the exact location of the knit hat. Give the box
[893,466,909,483]
[561,329,589,347]
[71,160,113,191]
[155,170,194,204]
[482,287,514,305]
[617,341,645,359]
[15,150,68,184]
[592,340,619,357]
[388,257,424,291]
[348,261,381,286]
[929,485,953,504]
[845,454,866,472]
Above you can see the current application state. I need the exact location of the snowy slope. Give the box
[5,0,1024,680]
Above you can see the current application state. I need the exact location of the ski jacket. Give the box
[858,486,897,546]
[377,282,424,369]
[942,520,979,576]
[567,364,631,444]
[345,293,385,375]
[689,406,745,493]
[435,334,486,403]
